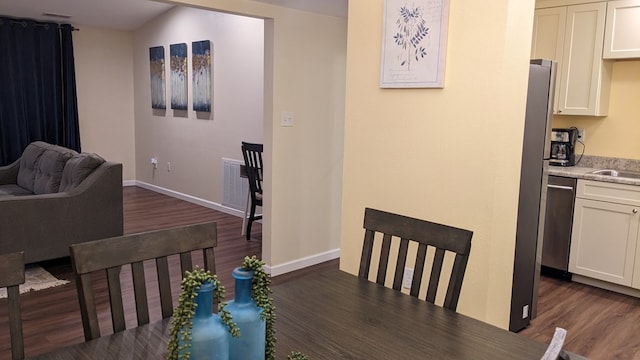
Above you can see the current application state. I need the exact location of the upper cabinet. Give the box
[531,7,566,114]
[603,0,640,59]
[532,2,612,116]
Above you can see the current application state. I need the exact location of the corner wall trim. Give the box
[134,180,244,217]
[265,249,341,277]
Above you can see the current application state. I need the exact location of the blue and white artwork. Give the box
[380,0,449,88]
[170,43,188,110]
[192,40,212,112]
[149,46,166,109]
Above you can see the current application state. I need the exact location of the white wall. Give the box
[73,27,136,180]
[133,7,264,204]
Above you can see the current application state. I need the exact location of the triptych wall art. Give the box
[148,40,212,112]
[149,46,166,109]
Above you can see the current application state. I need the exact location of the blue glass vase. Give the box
[180,281,229,360]
[226,267,266,360]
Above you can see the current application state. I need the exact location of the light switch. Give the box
[281,111,294,127]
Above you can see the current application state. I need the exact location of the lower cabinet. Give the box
[569,180,640,288]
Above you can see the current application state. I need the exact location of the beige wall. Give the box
[340,0,536,328]
[164,0,348,272]
[553,60,640,159]
[73,27,136,180]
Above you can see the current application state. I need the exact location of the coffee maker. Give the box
[550,128,578,166]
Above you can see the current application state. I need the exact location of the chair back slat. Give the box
[76,273,100,340]
[131,261,150,326]
[445,253,471,310]
[203,248,216,275]
[426,248,446,303]
[358,229,375,278]
[359,208,473,312]
[106,267,126,334]
[410,244,428,298]
[376,234,393,285]
[392,238,410,291]
[156,256,174,318]
[180,252,193,275]
[0,252,25,360]
[71,222,218,341]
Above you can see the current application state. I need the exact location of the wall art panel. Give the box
[170,43,188,110]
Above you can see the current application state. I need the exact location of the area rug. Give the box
[0,265,69,299]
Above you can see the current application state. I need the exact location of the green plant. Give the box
[241,255,277,360]
[166,268,239,360]
[287,351,309,360]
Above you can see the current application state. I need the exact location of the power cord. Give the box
[569,126,585,165]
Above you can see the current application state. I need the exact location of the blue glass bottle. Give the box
[226,267,266,360]
[180,281,229,360]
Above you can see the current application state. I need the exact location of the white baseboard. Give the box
[572,274,640,298]
[127,181,341,275]
[266,249,340,277]
[133,180,245,217]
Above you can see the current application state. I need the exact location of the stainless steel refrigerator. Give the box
[509,59,557,332]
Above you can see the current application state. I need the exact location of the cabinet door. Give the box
[531,7,566,114]
[558,2,611,116]
[569,198,640,286]
[603,0,640,59]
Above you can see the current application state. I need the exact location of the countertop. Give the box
[549,166,640,186]
[549,158,640,186]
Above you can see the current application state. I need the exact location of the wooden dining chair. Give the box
[358,208,473,311]
[69,222,217,341]
[241,141,263,240]
[0,251,25,360]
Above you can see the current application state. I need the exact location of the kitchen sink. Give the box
[590,169,640,179]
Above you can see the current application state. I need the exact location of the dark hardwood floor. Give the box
[0,186,337,359]
[1,186,639,359]
[520,273,640,359]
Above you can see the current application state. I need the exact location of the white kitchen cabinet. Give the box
[604,0,640,59]
[569,180,640,286]
[531,2,612,116]
[531,7,566,114]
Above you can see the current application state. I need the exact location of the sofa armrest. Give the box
[0,161,123,263]
[0,159,20,185]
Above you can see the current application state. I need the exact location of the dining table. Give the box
[30,269,586,359]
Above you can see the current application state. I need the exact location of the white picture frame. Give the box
[380,0,450,88]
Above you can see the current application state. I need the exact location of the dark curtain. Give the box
[0,16,80,166]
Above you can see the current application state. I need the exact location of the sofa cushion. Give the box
[0,184,33,197]
[33,148,76,194]
[16,141,48,192]
[59,153,105,192]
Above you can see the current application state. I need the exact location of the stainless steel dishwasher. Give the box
[541,175,577,272]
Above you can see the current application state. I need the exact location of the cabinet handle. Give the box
[547,184,574,191]
[634,209,638,214]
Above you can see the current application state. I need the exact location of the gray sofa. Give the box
[0,141,123,263]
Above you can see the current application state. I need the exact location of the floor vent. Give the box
[222,158,248,211]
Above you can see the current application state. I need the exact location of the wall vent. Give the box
[222,158,248,211]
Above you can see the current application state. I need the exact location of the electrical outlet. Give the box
[522,304,529,319]
[150,157,158,169]
[576,128,585,142]
[167,162,171,172]
[281,111,294,127]
[402,268,413,289]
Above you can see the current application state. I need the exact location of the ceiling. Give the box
[0,0,347,31]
